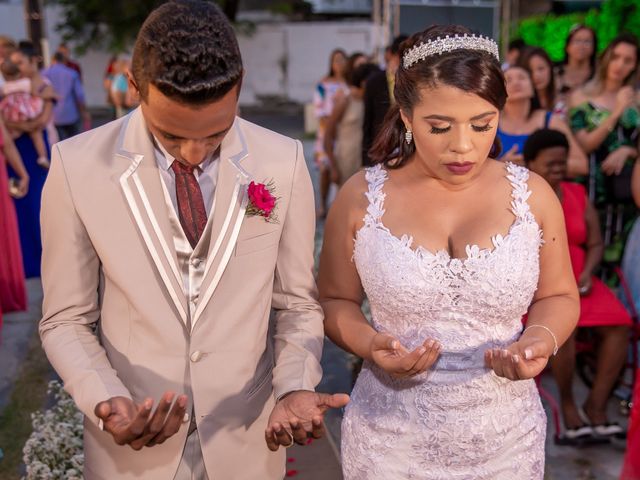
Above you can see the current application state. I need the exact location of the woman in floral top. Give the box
[569,34,640,261]
[569,34,640,203]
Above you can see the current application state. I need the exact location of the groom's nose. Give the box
[180,140,209,167]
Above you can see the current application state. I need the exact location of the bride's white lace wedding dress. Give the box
[342,162,547,479]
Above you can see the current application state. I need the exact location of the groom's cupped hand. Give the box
[370,332,442,378]
[265,391,350,451]
[94,391,188,450]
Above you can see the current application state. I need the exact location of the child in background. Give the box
[0,59,49,169]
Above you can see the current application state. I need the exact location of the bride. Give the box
[318,25,579,479]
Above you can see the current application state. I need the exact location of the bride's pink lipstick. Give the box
[445,162,474,175]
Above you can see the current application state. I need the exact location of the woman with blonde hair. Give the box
[569,34,640,263]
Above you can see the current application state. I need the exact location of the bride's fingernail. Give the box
[524,349,533,360]
[513,355,520,363]
[501,350,508,359]
[418,347,426,355]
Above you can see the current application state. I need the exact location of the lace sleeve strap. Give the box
[363,164,388,226]
[506,162,535,223]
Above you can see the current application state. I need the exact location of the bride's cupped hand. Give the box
[370,333,442,378]
[484,336,552,381]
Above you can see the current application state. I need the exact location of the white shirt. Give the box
[152,136,221,326]
[152,136,219,216]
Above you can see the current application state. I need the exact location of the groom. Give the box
[39,1,348,479]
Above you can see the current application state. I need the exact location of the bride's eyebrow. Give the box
[423,111,497,121]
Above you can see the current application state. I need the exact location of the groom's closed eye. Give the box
[160,130,228,143]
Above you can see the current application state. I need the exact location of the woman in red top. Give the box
[524,128,632,444]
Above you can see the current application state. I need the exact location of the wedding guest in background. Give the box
[56,43,82,82]
[0,116,28,317]
[313,48,347,217]
[502,38,528,70]
[556,25,597,97]
[498,64,587,177]
[620,157,640,480]
[0,59,50,168]
[569,33,640,207]
[0,35,16,90]
[524,129,631,443]
[102,55,118,119]
[4,42,55,278]
[521,47,566,115]
[361,34,407,167]
[569,34,640,265]
[44,51,90,140]
[110,54,138,118]
[324,62,379,187]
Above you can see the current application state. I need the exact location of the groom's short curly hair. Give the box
[132,0,243,105]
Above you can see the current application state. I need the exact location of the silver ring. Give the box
[282,429,294,448]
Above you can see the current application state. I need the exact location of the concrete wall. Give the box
[238,21,377,105]
[0,3,376,107]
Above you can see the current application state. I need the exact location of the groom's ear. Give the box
[127,71,140,96]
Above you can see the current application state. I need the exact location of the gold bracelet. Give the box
[523,325,559,356]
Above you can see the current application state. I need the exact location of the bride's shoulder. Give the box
[518,167,562,225]
[334,169,370,210]
[326,169,371,228]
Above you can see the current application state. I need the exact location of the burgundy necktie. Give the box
[170,161,207,249]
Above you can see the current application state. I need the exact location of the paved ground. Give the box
[0,278,43,412]
[0,106,630,479]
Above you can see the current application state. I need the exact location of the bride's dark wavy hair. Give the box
[370,25,507,168]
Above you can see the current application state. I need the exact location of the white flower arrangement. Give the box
[22,381,84,480]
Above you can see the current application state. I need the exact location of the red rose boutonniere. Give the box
[246,180,279,223]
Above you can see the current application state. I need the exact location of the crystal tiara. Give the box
[402,34,500,69]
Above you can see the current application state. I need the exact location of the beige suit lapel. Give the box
[192,119,251,330]
[116,108,189,326]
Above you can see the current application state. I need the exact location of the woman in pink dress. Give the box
[524,128,632,444]
[0,116,29,324]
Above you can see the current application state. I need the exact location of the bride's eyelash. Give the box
[429,124,493,135]
[430,126,450,134]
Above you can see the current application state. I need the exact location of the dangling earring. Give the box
[405,129,413,145]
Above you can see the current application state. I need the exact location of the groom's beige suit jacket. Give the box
[39,108,324,479]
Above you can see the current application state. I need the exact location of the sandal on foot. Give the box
[555,425,593,446]
[592,422,626,438]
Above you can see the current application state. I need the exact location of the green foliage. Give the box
[46,0,235,53]
[46,0,164,53]
[515,0,640,63]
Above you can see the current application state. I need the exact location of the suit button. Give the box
[190,350,202,362]
[191,258,202,268]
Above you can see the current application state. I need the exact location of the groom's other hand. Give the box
[265,391,350,451]
[94,391,188,450]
